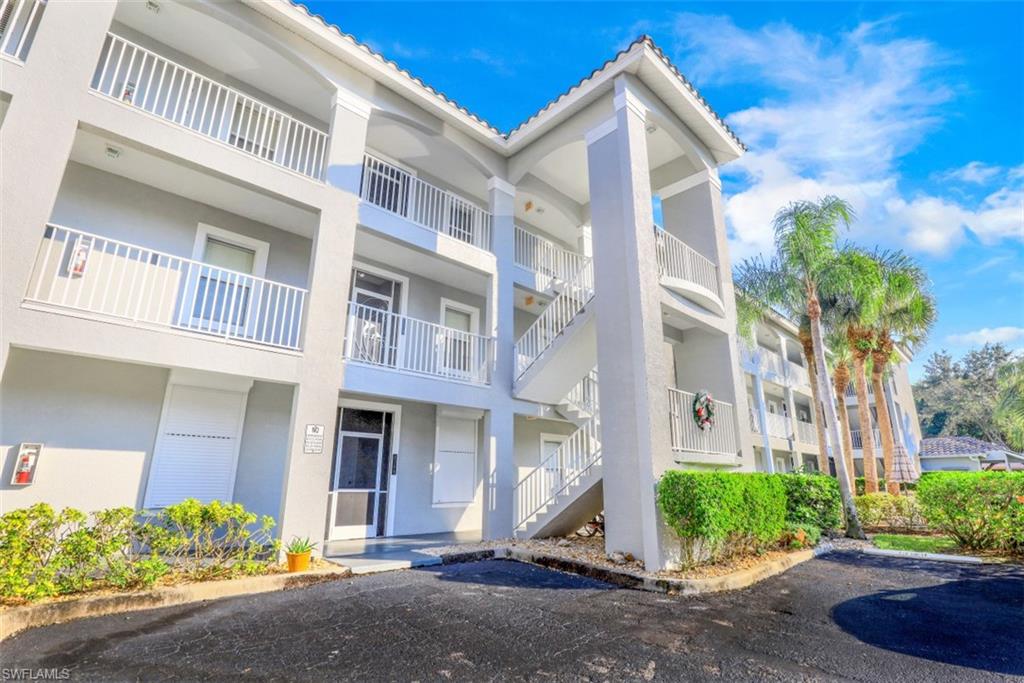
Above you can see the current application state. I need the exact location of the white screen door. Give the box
[439,303,474,379]
[181,237,257,336]
[329,408,393,540]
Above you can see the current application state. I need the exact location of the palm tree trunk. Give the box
[809,295,865,538]
[800,332,830,473]
[832,368,856,493]
[852,355,880,493]
[871,355,898,495]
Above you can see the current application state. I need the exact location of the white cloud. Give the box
[939,161,1003,184]
[666,14,1024,261]
[946,327,1024,347]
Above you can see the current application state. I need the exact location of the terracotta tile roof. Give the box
[920,436,1016,457]
[283,4,745,149]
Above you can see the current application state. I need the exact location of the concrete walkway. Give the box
[324,530,483,574]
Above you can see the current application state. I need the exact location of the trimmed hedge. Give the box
[778,473,842,532]
[854,493,925,532]
[657,471,787,566]
[916,472,1024,552]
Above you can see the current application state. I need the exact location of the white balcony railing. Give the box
[25,225,307,350]
[845,384,875,399]
[361,155,492,252]
[796,420,817,445]
[787,360,810,387]
[851,428,882,449]
[654,227,720,297]
[514,414,600,530]
[515,259,594,378]
[513,226,588,285]
[667,388,738,457]
[762,350,786,378]
[764,412,792,439]
[344,302,493,385]
[92,34,328,180]
[0,0,45,62]
[564,369,599,417]
[749,410,761,432]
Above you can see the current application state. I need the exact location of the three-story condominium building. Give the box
[739,312,923,477]
[3,0,908,571]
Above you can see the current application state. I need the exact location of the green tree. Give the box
[994,358,1024,451]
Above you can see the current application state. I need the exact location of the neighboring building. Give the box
[741,314,923,476]
[0,0,919,571]
[920,437,1024,472]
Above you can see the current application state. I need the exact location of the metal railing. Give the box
[0,0,45,62]
[564,369,599,417]
[787,360,810,387]
[92,33,329,180]
[762,350,786,377]
[513,226,587,284]
[850,428,881,449]
[514,414,600,530]
[654,227,720,297]
[514,259,595,378]
[764,412,792,439]
[343,301,493,385]
[360,154,492,252]
[667,388,738,456]
[845,384,875,399]
[26,224,307,350]
[796,420,817,444]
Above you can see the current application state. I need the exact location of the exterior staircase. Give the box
[514,370,604,539]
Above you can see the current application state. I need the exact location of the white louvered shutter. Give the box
[432,416,477,504]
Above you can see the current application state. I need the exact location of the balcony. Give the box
[514,226,588,285]
[0,0,45,63]
[764,412,792,439]
[667,388,738,456]
[91,33,328,181]
[360,155,492,252]
[786,360,810,387]
[796,420,817,445]
[25,225,307,351]
[851,428,881,450]
[845,384,875,399]
[654,227,723,314]
[343,302,493,385]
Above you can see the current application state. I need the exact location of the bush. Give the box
[916,472,1024,552]
[657,471,787,567]
[781,523,821,549]
[854,493,926,532]
[778,474,842,531]
[0,500,278,603]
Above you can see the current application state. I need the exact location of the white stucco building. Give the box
[1,0,912,571]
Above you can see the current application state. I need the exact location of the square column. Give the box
[482,177,517,538]
[276,93,369,551]
[752,372,775,472]
[585,81,674,569]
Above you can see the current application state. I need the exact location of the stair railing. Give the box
[563,369,599,416]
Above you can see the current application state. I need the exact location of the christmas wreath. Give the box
[692,391,715,431]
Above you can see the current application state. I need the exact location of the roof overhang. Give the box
[242,3,745,165]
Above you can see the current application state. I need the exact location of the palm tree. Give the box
[826,330,857,493]
[995,359,1024,451]
[868,250,936,494]
[768,195,866,538]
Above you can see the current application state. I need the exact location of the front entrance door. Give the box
[328,408,394,540]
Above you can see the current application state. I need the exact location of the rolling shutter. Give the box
[144,384,247,508]
[432,416,477,505]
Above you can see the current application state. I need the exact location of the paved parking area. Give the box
[3,551,1022,681]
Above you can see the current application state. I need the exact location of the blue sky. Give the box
[308,2,1024,379]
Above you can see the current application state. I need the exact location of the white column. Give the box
[585,80,674,569]
[752,372,774,472]
[482,177,516,538]
[276,90,369,552]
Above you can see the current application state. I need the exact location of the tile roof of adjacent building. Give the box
[284,3,746,150]
[920,436,1017,457]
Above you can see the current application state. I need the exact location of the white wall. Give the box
[50,162,313,290]
[233,380,294,524]
[0,348,167,512]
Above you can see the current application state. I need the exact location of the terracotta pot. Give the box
[286,551,311,573]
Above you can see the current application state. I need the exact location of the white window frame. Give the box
[336,397,403,539]
[538,432,568,465]
[431,413,479,508]
[192,223,270,278]
[351,261,409,316]
[439,297,479,334]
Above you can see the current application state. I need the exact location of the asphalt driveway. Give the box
[3,551,1022,681]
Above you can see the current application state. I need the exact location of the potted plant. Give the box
[285,536,316,572]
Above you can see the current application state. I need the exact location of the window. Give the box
[185,225,269,334]
[229,101,279,160]
[439,299,479,379]
[432,415,477,505]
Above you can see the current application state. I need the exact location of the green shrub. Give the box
[916,472,1024,551]
[854,493,926,532]
[778,474,842,531]
[781,523,821,549]
[657,471,787,566]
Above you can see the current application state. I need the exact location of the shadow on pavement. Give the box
[833,575,1024,675]
[414,558,614,591]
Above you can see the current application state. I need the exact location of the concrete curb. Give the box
[861,547,993,565]
[0,566,350,641]
[450,545,825,596]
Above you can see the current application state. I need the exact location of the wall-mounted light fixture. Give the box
[146,0,161,14]
[104,145,122,160]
